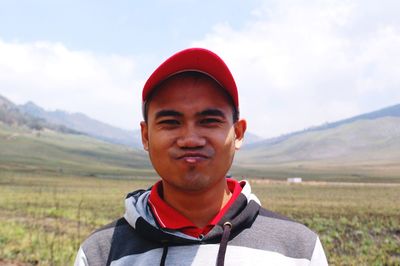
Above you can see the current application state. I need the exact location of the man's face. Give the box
[140,74,246,193]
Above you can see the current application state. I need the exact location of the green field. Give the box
[0,174,399,265]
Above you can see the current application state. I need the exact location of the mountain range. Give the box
[244,103,400,148]
[0,95,153,177]
[18,101,144,148]
[235,104,400,181]
[1,93,399,181]
[0,95,81,134]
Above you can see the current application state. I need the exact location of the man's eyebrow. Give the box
[155,110,183,119]
[197,108,226,118]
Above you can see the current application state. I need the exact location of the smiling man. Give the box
[75,48,328,265]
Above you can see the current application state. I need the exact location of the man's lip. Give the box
[177,154,209,164]
[176,153,209,160]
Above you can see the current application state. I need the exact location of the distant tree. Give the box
[27,121,44,131]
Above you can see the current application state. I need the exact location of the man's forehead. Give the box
[149,72,231,103]
[154,72,223,94]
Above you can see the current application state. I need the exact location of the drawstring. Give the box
[159,222,232,266]
[216,222,232,266]
[160,244,169,266]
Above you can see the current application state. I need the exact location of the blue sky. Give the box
[1,0,400,138]
[0,0,261,55]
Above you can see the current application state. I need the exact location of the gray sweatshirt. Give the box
[75,180,328,265]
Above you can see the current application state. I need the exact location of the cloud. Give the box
[1,0,400,138]
[0,39,143,130]
[192,0,400,137]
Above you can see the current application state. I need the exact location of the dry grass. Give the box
[0,174,399,265]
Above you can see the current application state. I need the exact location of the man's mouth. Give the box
[177,153,209,164]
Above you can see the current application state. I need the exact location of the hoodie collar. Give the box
[147,179,243,237]
[123,179,261,243]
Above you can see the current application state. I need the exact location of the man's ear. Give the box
[140,121,149,151]
[234,119,247,150]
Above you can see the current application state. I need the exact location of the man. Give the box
[75,48,328,265]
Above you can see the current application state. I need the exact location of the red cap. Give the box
[142,48,238,109]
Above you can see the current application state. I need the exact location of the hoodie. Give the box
[74,180,328,265]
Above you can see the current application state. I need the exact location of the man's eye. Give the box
[157,119,180,125]
[200,118,222,124]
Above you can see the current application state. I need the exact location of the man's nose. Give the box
[176,127,206,148]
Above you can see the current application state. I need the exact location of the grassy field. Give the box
[0,173,399,265]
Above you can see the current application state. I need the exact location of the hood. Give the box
[123,180,261,245]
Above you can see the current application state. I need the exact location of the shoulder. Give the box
[79,218,129,265]
[83,218,129,246]
[230,207,319,261]
[79,217,164,265]
[257,207,317,241]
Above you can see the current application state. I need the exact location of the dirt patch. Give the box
[0,260,34,266]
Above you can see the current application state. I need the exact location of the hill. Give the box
[245,103,400,149]
[235,108,400,181]
[19,101,143,148]
[1,94,155,177]
[0,95,81,134]
[0,121,154,177]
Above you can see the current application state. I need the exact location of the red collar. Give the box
[148,178,242,238]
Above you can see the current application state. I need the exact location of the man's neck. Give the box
[162,178,232,228]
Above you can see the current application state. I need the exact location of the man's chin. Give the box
[177,174,213,191]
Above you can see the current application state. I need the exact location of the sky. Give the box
[1,0,400,138]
